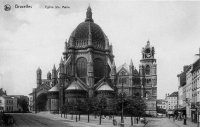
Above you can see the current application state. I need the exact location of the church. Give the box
[30,6,157,116]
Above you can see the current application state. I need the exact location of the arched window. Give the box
[94,58,105,83]
[76,57,87,83]
[146,65,150,75]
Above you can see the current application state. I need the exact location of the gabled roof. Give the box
[97,81,114,91]
[48,84,59,92]
[66,80,86,91]
[117,63,129,74]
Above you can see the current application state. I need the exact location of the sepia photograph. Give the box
[0,0,200,126]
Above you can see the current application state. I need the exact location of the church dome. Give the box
[68,6,106,49]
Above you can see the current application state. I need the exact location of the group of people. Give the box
[0,112,15,126]
[167,112,187,125]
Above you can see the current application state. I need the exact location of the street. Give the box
[12,113,75,127]
[5,112,197,127]
[146,118,178,127]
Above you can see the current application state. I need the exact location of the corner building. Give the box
[31,7,157,116]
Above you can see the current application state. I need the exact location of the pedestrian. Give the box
[113,119,117,126]
[136,117,139,124]
[173,115,175,122]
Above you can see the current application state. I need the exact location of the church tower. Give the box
[139,40,157,116]
[37,67,42,87]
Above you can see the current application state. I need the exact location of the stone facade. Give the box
[30,6,157,116]
[140,41,157,116]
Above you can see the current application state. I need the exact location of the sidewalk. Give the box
[169,118,198,127]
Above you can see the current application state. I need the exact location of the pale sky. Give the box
[0,0,200,99]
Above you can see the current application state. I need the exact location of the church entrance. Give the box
[36,93,48,112]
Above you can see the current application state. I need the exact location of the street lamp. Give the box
[34,88,37,114]
[182,98,191,125]
[120,78,126,127]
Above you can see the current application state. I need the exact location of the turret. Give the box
[110,44,113,54]
[111,61,116,76]
[63,39,68,60]
[52,64,57,87]
[129,59,134,75]
[47,71,51,80]
[110,61,116,86]
[59,57,64,74]
[37,67,42,87]
[105,36,109,50]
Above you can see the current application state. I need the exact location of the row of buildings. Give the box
[177,51,200,123]
[29,6,158,116]
[157,92,178,114]
[0,88,28,112]
[157,50,200,121]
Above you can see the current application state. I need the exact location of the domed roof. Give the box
[69,6,106,49]
[71,22,105,43]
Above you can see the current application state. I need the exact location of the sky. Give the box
[0,0,200,99]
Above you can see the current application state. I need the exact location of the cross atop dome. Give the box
[85,5,94,22]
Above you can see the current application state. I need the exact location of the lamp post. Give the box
[183,98,191,125]
[120,78,125,127]
[34,88,37,114]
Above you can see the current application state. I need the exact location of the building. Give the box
[0,88,29,112]
[177,49,200,122]
[177,66,189,118]
[8,95,29,112]
[157,99,167,110]
[139,41,157,115]
[116,41,157,115]
[191,58,200,122]
[0,95,13,112]
[185,65,193,120]
[30,6,157,116]
[166,92,178,112]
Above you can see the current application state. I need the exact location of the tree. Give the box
[84,97,96,123]
[18,98,29,112]
[35,94,47,111]
[61,104,68,118]
[67,100,76,120]
[96,95,107,125]
[125,97,146,125]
